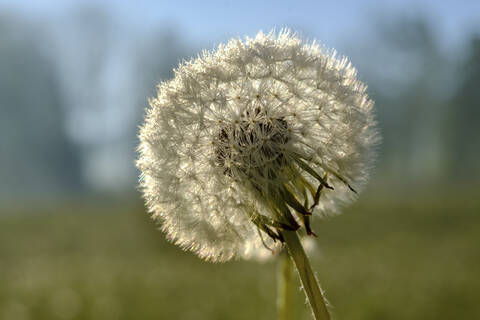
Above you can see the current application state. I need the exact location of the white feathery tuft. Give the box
[137,30,380,262]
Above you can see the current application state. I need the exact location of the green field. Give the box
[1,188,479,320]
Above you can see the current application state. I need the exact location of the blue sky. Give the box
[2,0,480,51]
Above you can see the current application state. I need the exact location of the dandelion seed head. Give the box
[137,30,380,262]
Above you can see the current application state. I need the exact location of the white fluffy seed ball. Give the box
[137,30,380,262]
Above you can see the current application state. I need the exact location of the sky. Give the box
[2,0,480,52]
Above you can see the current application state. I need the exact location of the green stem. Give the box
[277,250,295,320]
[281,230,331,320]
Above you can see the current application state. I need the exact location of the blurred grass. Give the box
[0,188,479,320]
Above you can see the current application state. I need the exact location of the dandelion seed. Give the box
[136,30,379,262]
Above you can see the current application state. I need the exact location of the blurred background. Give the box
[0,0,479,319]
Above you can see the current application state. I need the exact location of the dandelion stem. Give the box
[277,250,295,320]
[281,230,330,320]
